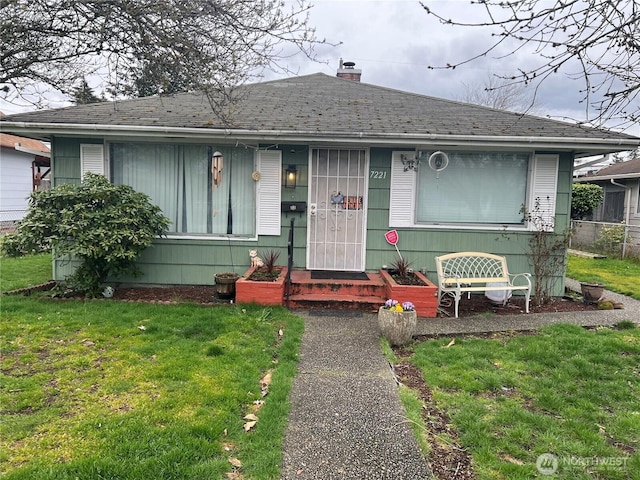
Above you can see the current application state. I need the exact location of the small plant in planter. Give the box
[247,250,282,281]
[388,257,426,286]
[383,299,416,312]
[378,298,417,346]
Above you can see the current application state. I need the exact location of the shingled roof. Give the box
[1,73,638,155]
[590,158,640,179]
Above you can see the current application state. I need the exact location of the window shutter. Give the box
[389,151,416,227]
[80,144,105,179]
[257,150,282,236]
[528,154,558,231]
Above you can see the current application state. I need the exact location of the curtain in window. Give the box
[111,143,255,236]
[417,152,529,224]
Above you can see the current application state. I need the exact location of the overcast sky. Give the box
[1,0,637,136]
[275,0,637,136]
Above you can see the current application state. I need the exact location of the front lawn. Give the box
[0,296,303,479]
[0,252,52,292]
[567,255,640,300]
[401,324,640,479]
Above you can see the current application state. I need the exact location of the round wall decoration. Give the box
[252,171,261,181]
[428,151,449,172]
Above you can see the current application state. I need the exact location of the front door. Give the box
[307,148,368,271]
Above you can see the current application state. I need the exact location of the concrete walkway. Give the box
[280,312,433,479]
[281,282,639,479]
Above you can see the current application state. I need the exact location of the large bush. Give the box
[1,173,170,296]
[571,183,603,220]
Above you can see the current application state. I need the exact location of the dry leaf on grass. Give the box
[243,413,259,421]
[260,371,272,387]
[228,457,242,468]
[501,454,524,465]
[260,370,273,397]
[443,338,456,348]
[243,421,257,432]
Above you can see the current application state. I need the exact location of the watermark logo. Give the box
[536,453,629,475]
[536,453,559,475]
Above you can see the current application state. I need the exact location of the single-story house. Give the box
[574,158,640,224]
[572,158,640,255]
[0,123,50,230]
[2,66,639,296]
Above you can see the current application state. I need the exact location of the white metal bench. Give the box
[435,252,532,318]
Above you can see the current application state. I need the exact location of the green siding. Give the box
[364,150,574,296]
[51,137,102,186]
[50,139,573,295]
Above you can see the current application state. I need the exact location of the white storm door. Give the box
[307,148,368,271]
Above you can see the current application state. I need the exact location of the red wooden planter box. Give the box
[379,269,438,318]
[235,267,287,305]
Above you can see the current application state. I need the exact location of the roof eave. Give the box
[2,121,638,156]
[574,173,640,182]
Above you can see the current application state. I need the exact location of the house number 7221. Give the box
[369,170,387,179]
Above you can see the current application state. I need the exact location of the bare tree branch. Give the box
[458,74,541,114]
[421,0,640,129]
[0,0,328,116]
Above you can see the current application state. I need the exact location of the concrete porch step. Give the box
[287,293,384,312]
[287,270,387,298]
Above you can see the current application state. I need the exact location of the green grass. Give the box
[567,255,640,300]
[407,324,640,479]
[1,295,303,479]
[0,252,53,292]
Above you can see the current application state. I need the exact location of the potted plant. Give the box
[236,250,287,305]
[380,257,438,317]
[378,299,417,346]
[214,272,240,300]
[580,282,605,304]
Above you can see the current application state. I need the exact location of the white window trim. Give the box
[526,154,559,232]
[389,151,417,227]
[80,143,106,178]
[389,151,559,232]
[635,179,640,217]
[256,150,282,236]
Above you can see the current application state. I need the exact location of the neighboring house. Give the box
[573,155,615,178]
[0,127,50,229]
[1,67,639,295]
[574,158,640,225]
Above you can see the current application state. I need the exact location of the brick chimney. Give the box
[336,59,362,82]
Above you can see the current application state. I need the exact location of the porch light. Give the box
[284,165,297,188]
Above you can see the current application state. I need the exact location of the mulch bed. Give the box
[7,283,609,316]
[439,294,601,317]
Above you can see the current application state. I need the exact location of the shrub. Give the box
[1,173,170,296]
[594,223,629,257]
[571,183,603,220]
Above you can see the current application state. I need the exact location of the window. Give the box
[417,152,529,224]
[389,151,558,231]
[602,189,625,222]
[110,142,257,236]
